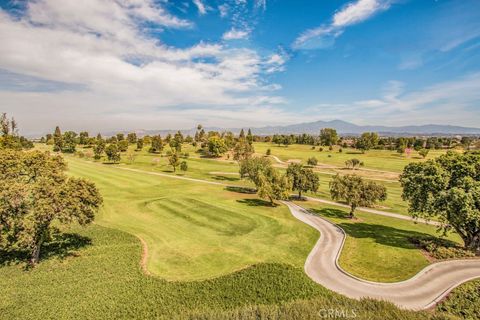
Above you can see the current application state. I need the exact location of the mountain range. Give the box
[122,120,480,137]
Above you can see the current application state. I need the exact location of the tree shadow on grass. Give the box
[0,232,92,267]
[310,207,434,250]
[225,186,257,194]
[211,175,240,182]
[237,198,276,207]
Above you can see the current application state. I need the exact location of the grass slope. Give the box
[67,158,317,280]
[0,224,438,320]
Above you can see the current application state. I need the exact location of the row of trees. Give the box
[0,113,33,150]
[258,129,479,152]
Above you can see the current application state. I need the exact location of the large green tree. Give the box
[149,135,164,153]
[105,144,121,163]
[239,157,292,205]
[330,174,387,218]
[0,150,102,264]
[400,152,480,251]
[207,136,228,157]
[356,132,379,153]
[286,163,319,198]
[62,131,77,153]
[320,128,338,146]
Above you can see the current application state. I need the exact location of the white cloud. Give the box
[333,0,390,27]
[222,28,250,40]
[293,0,393,50]
[309,74,480,126]
[0,0,287,134]
[192,0,207,15]
[218,4,229,18]
[254,0,267,11]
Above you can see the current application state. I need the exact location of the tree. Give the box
[180,161,188,172]
[418,148,429,159]
[256,171,292,205]
[118,140,129,152]
[286,163,319,198]
[136,138,144,151]
[93,140,105,160]
[246,128,253,145]
[239,157,291,205]
[320,128,338,146]
[62,131,77,153]
[79,131,89,145]
[0,113,24,150]
[0,150,102,264]
[53,126,63,152]
[400,152,480,251]
[233,137,254,161]
[356,132,379,153]
[149,135,163,153]
[127,132,137,144]
[168,152,181,172]
[116,133,125,141]
[105,144,121,163]
[345,158,361,170]
[330,174,387,218]
[307,157,318,166]
[207,136,228,157]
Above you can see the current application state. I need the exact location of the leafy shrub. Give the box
[307,157,318,166]
[410,236,476,259]
[437,279,480,319]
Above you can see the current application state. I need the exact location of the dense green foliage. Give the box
[400,151,480,250]
[330,174,387,218]
[319,128,339,146]
[410,236,476,260]
[437,279,480,319]
[0,150,102,263]
[207,136,228,157]
[240,157,292,205]
[105,143,121,163]
[286,163,319,198]
[356,132,379,152]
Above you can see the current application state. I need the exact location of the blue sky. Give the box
[0,0,479,134]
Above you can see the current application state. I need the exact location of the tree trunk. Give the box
[298,190,302,199]
[30,233,45,265]
[464,234,480,253]
[349,205,356,218]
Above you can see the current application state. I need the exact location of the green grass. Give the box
[1,146,476,319]
[66,157,317,281]
[0,224,440,320]
[295,200,462,282]
[254,142,449,173]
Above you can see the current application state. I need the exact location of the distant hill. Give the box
[116,120,480,137]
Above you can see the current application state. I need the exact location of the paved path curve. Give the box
[284,202,480,310]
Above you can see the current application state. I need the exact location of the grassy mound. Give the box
[0,224,440,320]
